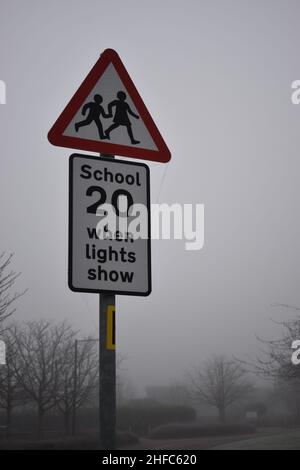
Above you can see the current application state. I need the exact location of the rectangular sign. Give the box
[69,154,151,295]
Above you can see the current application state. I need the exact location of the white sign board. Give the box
[69,154,151,296]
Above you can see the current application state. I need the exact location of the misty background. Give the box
[0,0,300,396]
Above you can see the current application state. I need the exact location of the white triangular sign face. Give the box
[64,63,158,151]
[48,49,171,163]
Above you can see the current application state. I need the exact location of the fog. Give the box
[0,0,300,395]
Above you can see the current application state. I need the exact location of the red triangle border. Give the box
[48,49,171,163]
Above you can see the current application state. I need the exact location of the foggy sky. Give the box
[0,0,300,394]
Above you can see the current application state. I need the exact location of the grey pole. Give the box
[99,153,116,449]
[99,292,116,449]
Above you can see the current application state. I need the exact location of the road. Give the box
[120,429,283,450]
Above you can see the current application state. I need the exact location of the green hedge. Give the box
[117,404,196,436]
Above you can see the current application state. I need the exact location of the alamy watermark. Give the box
[0,80,6,104]
[0,339,6,365]
[95,201,205,251]
[291,340,300,365]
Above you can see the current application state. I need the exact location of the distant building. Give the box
[245,411,258,420]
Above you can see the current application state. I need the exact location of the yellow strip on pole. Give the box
[106,305,116,350]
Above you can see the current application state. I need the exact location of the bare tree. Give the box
[55,336,98,435]
[240,308,300,423]
[188,355,252,423]
[0,329,27,438]
[247,315,300,381]
[11,320,74,438]
[0,253,26,330]
[239,306,300,381]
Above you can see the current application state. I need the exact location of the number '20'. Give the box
[86,186,133,216]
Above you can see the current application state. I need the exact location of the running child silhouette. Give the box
[105,91,140,144]
[75,94,110,139]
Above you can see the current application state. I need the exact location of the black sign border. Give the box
[69,153,152,296]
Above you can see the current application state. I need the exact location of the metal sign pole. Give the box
[99,153,116,450]
[99,292,116,449]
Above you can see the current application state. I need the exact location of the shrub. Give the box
[149,423,256,440]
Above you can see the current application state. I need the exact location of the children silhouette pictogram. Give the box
[105,91,140,145]
[75,94,110,140]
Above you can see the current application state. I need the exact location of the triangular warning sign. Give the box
[48,49,171,163]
